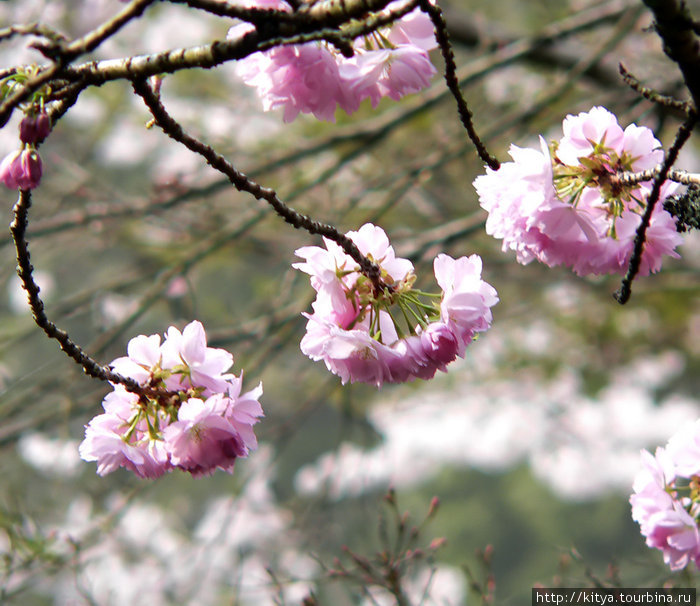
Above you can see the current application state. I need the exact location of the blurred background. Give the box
[0,0,698,603]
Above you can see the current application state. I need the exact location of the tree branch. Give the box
[131,79,387,293]
[9,189,166,397]
[614,111,698,304]
[641,0,700,111]
[418,0,499,170]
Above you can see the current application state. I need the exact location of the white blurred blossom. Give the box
[295,350,698,501]
[17,432,81,478]
[44,445,317,606]
[8,271,55,315]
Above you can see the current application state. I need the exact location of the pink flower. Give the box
[420,322,459,367]
[0,149,42,190]
[572,189,681,276]
[644,503,700,571]
[339,46,436,108]
[378,46,436,102]
[474,108,683,276]
[475,138,570,266]
[295,224,497,386]
[386,7,437,51]
[232,0,437,121]
[294,222,414,292]
[79,422,170,479]
[630,444,700,571]
[160,320,234,395]
[225,375,264,451]
[163,396,248,477]
[235,44,356,123]
[79,389,171,479]
[81,321,264,478]
[300,312,401,387]
[630,448,676,523]
[434,254,499,353]
[110,333,162,384]
[557,106,625,165]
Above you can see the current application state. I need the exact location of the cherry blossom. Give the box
[79,389,171,479]
[163,395,247,477]
[231,2,437,121]
[295,223,498,387]
[80,321,264,478]
[631,429,700,571]
[434,253,499,354]
[474,107,683,277]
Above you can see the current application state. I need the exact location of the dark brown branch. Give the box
[614,111,698,304]
[166,0,302,25]
[641,0,700,111]
[418,0,499,170]
[619,62,692,112]
[9,189,163,397]
[0,23,68,45]
[60,0,158,59]
[0,64,63,129]
[168,0,394,29]
[131,79,387,293]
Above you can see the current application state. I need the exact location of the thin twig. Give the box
[9,189,160,396]
[0,64,62,129]
[34,0,158,60]
[0,23,68,45]
[131,79,387,292]
[418,0,499,170]
[616,166,700,186]
[614,111,698,304]
[619,63,692,112]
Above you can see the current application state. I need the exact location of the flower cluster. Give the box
[474,106,683,276]
[230,1,437,122]
[294,223,498,387]
[79,321,264,478]
[0,111,49,190]
[630,421,700,571]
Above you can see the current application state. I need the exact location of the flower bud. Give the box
[0,149,42,190]
[19,112,51,144]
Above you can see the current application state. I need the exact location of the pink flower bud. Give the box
[20,149,42,189]
[0,149,43,190]
[19,113,51,144]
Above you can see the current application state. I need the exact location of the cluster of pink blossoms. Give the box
[631,421,700,571]
[294,223,498,387]
[474,106,683,276]
[79,321,264,478]
[0,111,49,190]
[230,0,437,122]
